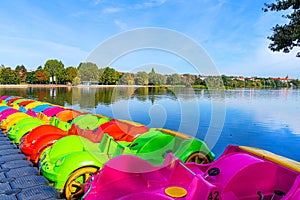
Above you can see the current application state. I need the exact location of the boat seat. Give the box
[124,126,149,142]
[92,120,131,142]
[141,171,167,188]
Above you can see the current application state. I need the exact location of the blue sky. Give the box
[0,0,299,78]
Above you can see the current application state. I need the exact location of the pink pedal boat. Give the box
[42,106,65,117]
[0,108,19,121]
[83,145,300,200]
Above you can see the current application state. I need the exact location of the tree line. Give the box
[0,59,300,88]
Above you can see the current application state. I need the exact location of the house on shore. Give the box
[271,77,290,83]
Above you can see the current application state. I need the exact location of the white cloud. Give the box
[114,20,128,30]
[133,0,167,9]
[91,0,103,6]
[102,7,121,14]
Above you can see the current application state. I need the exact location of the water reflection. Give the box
[225,89,300,135]
[1,87,299,161]
[0,87,221,107]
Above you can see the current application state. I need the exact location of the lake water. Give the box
[1,87,299,161]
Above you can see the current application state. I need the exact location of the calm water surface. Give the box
[1,87,299,161]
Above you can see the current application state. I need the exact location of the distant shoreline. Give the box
[0,84,295,89]
[0,84,149,88]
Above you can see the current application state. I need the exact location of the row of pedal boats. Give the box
[0,95,299,200]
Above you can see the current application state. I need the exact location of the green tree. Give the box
[118,73,135,85]
[167,73,182,85]
[99,67,120,85]
[194,76,206,86]
[15,65,27,83]
[205,76,224,89]
[182,74,196,86]
[0,68,2,84]
[26,71,35,84]
[44,59,64,83]
[78,62,99,82]
[56,67,66,84]
[236,80,245,88]
[221,75,231,87]
[72,77,81,85]
[269,79,275,87]
[65,66,78,84]
[261,78,266,87]
[148,68,167,85]
[0,67,20,84]
[156,74,167,85]
[291,79,300,87]
[135,72,149,85]
[148,68,157,85]
[256,81,263,88]
[263,0,300,57]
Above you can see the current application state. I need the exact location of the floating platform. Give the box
[0,131,62,200]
